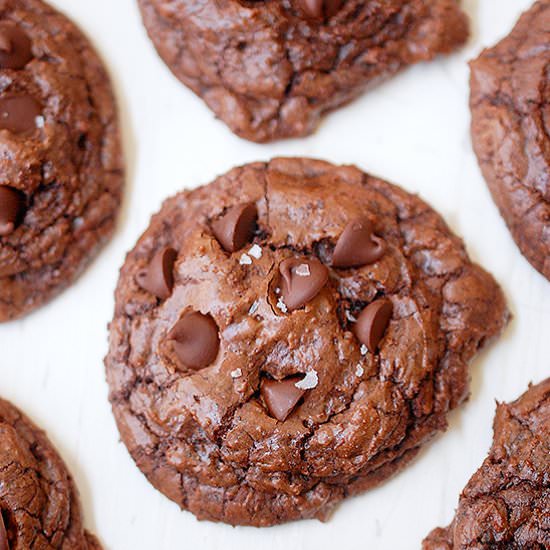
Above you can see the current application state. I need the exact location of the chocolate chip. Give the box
[211,202,258,253]
[0,96,41,134]
[0,22,33,70]
[353,298,393,353]
[332,218,386,268]
[169,312,220,370]
[279,257,329,311]
[0,512,8,550]
[136,247,177,299]
[261,376,305,421]
[299,0,344,20]
[0,185,25,236]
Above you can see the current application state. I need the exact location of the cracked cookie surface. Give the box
[105,158,509,526]
[470,0,550,281]
[138,0,469,142]
[423,377,550,549]
[0,397,101,549]
[0,0,124,321]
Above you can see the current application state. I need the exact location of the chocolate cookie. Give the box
[0,0,124,321]
[423,378,550,549]
[105,158,509,526]
[138,0,469,142]
[470,1,550,281]
[0,397,102,549]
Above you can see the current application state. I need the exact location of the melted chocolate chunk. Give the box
[0,22,33,70]
[298,0,344,20]
[0,95,41,134]
[0,186,25,236]
[212,202,258,253]
[279,257,329,311]
[169,312,220,370]
[261,376,305,421]
[136,247,177,299]
[332,218,386,268]
[353,298,393,353]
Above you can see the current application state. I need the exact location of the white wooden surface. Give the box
[2,1,547,548]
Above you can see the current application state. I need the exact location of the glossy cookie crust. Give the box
[0,398,101,549]
[105,158,509,526]
[0,0,124,321]
[423,378,550,549]
[138,0,469,142]
[470,0,550,281]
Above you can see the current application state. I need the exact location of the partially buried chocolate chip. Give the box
[0,511,8,550]
[0,22,33,70]
[169,312,220,370]
[261,376,305,421]
[211,202,258,253]
[353,298,393,353]
[0,185,25,236]
[332,218,386,268]
[279,257,329,311]
[0,96,41,134]
[298,0,344,20]
[136,247,177,299]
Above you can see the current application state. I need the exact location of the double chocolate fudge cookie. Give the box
[138,0,469,142]
[0,397,101,549]
[470,1,550,281]
[0,0,124,321]
[105,158,509,526]
[423,378,550,549]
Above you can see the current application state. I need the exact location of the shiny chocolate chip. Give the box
[299,0,344,20]
[0,22,33,70]
[353,298,393,353]
[0,95,41,134]
[279,257,329,311]
[0,511,8,550]
[211,202,258,253]
[136,247,177,300]
[0,185,25,236]
[169,312,220,370]
[261,376,305,421]
[332,218,386,268]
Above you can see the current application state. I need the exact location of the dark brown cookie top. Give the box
[0,398,101,549]
[105,158,509,527]
[470,0,550,281]
[0,0,123,321]
[138,0,469,142]
[423,378,550,549]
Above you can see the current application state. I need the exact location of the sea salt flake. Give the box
[35,115,45,128]
[239,253,252,265]
[345,310,357,322]
[356,365,364,377]
[248,244,262,259]
[360,344,368,356]
[231,368,242,379]
[248,301,259,315]
[276,297,288,313]
[295,263,311,277]
[295,370,318,390]
[72,217,84,229]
